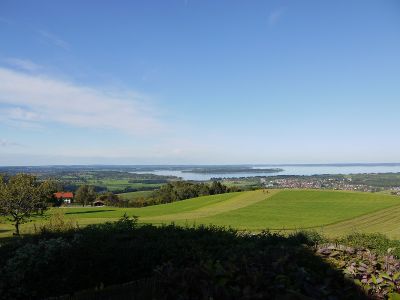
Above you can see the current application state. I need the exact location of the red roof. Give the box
[54,192,74,199]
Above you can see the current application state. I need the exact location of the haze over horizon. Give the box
[1,1,399,165]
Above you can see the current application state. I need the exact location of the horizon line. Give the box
[1,162,400,168]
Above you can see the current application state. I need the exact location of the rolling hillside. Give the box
[2,189,400,238]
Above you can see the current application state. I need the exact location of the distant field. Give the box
[117,190,153,200]
[88,179,162,192]
[2,189,400,238]
[65,192,242,219]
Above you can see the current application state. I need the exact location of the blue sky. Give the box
[0,0,399,165]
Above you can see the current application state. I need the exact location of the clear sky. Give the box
[0,0,399,165]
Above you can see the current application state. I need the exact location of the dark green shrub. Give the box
[338,233,400,257]
[0,218,366,299]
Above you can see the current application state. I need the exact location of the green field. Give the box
[2,189,400,238]
[88,179,162,192]
[192,190,400,230]
[117,190,154,200]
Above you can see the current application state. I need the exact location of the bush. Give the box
[338,232,400,257]
[0,237,73,299]
[37,209,78,234]
[290,229,328,245]
[0,219,367,300]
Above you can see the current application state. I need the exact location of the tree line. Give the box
[73,181,240,208]
[130,181,240,207]
[68,181,240,208]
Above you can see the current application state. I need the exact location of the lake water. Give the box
[136,164,400,181]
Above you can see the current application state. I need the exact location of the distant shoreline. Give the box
[181,167,284,174]
[1,163,400,168]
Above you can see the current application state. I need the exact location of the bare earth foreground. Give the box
[1,189,400,238]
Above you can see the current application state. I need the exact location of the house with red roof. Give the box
[54,192,74,204]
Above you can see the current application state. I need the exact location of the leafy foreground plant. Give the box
[317,243,400,299]
[0,217,385,299]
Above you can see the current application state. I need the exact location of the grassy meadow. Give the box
[1,189,400,238]
[117,190,153,200]
[88,179,162,192]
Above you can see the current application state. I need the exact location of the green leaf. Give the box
[388,247,396,254]
[393,272,400,280]
[353,279,362,287]
[371,274,377,285]
[388,292,400,300]
[381,272,392,280]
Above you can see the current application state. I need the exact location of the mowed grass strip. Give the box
[117,190,153,200]
[143,190,277,221]
[189,190,400,231]
[322,204,400,239]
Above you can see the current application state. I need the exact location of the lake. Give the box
[135,164,400,181]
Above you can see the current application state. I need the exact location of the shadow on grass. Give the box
[65,209,116,215]
[0,220,368,300]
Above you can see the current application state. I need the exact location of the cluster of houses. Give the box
[261,177,381,192]
[390,187,400,196]
[53,192,105,206]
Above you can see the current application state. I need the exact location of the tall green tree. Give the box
[209,181,227,195]
[0,174,52,235]
[38,179,59,210]
[75,185,97,206]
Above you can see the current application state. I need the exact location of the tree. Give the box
[97,192,121,206]
[39,180,60,209]
[75,185,97,206]
[209,181,227,195]
[0,174,52,235]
